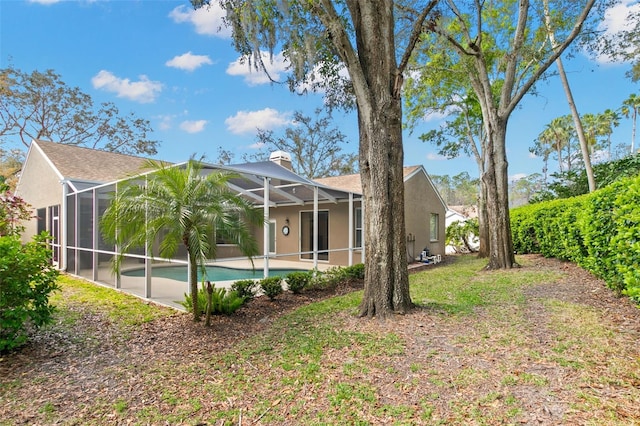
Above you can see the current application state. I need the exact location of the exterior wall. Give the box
[404,170,447,260]
[252,200,362,267]
[14,146,64,242]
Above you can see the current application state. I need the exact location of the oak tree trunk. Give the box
[349,0,412,317]
[483,121,516,269]
[477,180,490,258]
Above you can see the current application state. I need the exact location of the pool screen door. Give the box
[300,211,328,261]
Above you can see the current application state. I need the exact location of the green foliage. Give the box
[259,276,283,300]
[285,271,311,294]
[511,174,640,302]
[0,233,59,352]
[52,275,174,328]
[0,190,33,237]
[343,263,365,280]
[180,283,246,316]
[230,279,258,300]
[446,219,479,253]
[101,159,262,321]
[0,65,158,155]
[531,153,640,202]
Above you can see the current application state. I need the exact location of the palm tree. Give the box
[101,159,263,321]
[542,0,595,191]
[600,109,621,159]
[538,116,574,173]
[532,128,555,183]
[621,93,640,153]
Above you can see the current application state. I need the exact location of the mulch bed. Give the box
[1,254,638,425]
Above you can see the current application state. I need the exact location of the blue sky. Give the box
[1,0,638,182]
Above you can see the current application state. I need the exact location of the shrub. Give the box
[231,279,258,300]
[306,267,343,291]
[343,263,365,280]
[260,276,283,300]
[0,233,59,352]
[511,174,640,302]
[180,283,246,316]
[285,271,312,294]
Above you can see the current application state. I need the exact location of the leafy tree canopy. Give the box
[255,108,358,178]
[531,152,640,202]
[0,65,159,156]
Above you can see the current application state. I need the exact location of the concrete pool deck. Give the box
[77,259,337,311]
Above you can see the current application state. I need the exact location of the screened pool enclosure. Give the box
[60,159,364,308]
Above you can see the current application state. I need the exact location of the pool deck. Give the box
[81,259,336,311]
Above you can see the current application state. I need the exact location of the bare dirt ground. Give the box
[1,254,639,425]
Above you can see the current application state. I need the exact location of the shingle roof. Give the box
[314,166,421,193]
[34,139,151,183]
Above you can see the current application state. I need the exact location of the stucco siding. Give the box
[404,170,446,259]
[15,146,64,242]
[251,201,362,267]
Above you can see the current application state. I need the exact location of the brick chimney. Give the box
[269,151,292,170]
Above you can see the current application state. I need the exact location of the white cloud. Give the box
[166,52,213,72]
[91,70,162,103]
[426,152,447,161]
[295,62,351,94]
[28,0,61,4]
[180,120,208,134]
[509,173,527,182]
[169,4,230,38]
[225,108,291,135]
[226,51,289,86]
[596,0,640,63]
[249,141,267,150]
[157,115,174,131]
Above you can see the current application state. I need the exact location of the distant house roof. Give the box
[447,205,478,220]
[314,166,421,194]
[33,139,150,184]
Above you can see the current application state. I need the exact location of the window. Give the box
[355,207,362,248]
[430,213,439,242]
[37,208,46,234]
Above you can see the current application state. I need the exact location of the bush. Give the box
[231,279,257,300]
[511,174,640,303]
[180,283,246,316]
[305,267,344,291]
[259,276,283,300]
[343,263,365,280]
[0,233,59,352]
[285,271,312,294]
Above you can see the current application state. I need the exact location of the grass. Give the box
[2,255,639,425]
[51,274,176,329]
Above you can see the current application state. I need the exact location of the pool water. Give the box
[122,265,306,282]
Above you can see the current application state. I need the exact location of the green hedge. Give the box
[511,174,640,303]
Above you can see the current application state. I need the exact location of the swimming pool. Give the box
[121,265,307,282]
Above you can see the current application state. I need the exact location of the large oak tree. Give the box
[192,0,438,317]
[0,66,159,156]
[406,0,598,269]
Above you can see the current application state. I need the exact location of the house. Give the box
[16,140,446,305]
[445,205,480,254]
[315,166,446,263]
